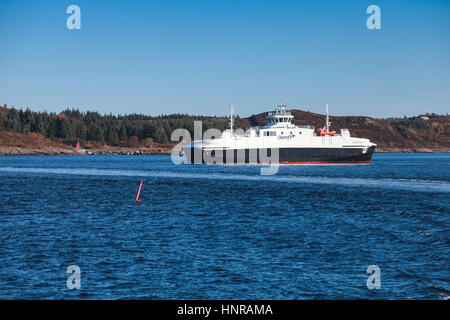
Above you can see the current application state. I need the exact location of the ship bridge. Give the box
[265,105,294,128]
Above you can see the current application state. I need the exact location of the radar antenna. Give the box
[230,104,235,135]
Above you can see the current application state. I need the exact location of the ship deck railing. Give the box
[267,110,292,116]
[244,124,315,130]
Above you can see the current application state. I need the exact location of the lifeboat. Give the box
[318,128,336,136]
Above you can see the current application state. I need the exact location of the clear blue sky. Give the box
[1,0,449,118]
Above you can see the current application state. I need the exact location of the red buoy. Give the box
[136,180,143,202]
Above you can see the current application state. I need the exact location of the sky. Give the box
[0,0,449,118]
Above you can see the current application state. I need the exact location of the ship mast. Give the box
[325,104,330,132]
[230,104,234,135]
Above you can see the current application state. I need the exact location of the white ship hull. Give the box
[183,104,377,164]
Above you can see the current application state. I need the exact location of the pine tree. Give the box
[56,118,69,138]
[154,125,168,144]
[118,123,127,140]
[87,124,104,142]
[105,125,119,146]
[0,111,4,130]
[5,110,21,132]
[75,120,87,140]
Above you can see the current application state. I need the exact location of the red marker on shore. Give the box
[136,180,143,202]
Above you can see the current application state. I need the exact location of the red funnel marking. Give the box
[136,180,143,202]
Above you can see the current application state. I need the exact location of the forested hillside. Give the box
[0,105,246,146]
[0,104,449,152]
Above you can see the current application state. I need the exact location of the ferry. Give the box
[183,104,376,164]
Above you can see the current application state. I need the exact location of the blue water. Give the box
[0,153,448,299]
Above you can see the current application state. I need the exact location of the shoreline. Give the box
[0,147,172,156]
[0,147,449,156]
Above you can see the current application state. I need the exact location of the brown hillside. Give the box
[0,131,74,149]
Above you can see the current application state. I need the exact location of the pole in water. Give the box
[136,180,143,202]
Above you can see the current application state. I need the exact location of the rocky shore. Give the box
[0,148,171,156]
[0,148,80,156]
[1,147,448,156]
[83,149,170,155]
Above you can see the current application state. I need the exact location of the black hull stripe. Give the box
[184,146,376,164]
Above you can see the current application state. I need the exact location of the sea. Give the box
[0,153,448,299]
